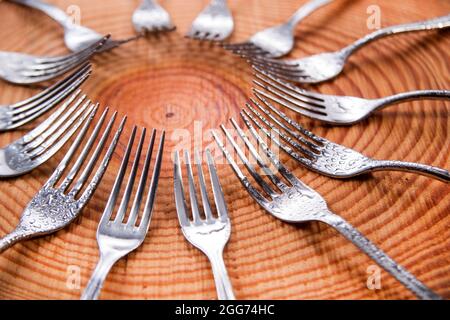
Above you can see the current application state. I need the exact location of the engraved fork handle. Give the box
[10,0,73,29]
[373,90,450,110]
[320,212,442,300]
[342,14,450,58]
[81,253,119,300]
[207,250,236,300]
[369,160,450,183]
[286,0,332,30]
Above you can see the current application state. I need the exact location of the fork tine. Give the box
[68,110,118,197]
[113,126,146,223]
[21,91,85,143]
[98,126,137,226]
[220,123,278,199]
[138,130,165,232]
[194,150,214,222]
[78,116,127,206]
[238,112,301,187]
[25,100,93,155]
[185,150,203,224]
[249,97,320,152]
[229,117,288,193]
[126,128,155,227]
[11,63,91,110]
[58,107,109,192]
[212,130,270,207]
[253,92,324,144]
[174,151,191,227]
[7,67,91,130]
[245,101,318,158]
[45,105,98,187]
[205,148,228,221]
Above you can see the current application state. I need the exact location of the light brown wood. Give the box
[0,0,449,300]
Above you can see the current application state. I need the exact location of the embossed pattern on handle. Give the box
[287,0,333,30]
[80,253,118,300]
[369,160,450,182]
[342,14,450,58]
[208,250,236,300]
[320,212,442,300]
[10,0,72,28]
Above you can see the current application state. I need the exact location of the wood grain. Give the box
[0,0,449,300]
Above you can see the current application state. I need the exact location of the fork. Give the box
[253,68,450,125]
[81,127,165,300]
[186,0,234,41]
[0,107,126,253]
[240,92,450,182]
[213,121,442,300]
[9,0,140,52]
[174,149,235,300]
[0,90,98,177]
[0,64,91,132]
[0,36,107,85]
[222,0,332,58]
[248,14,450,83]
[132,0,175,34]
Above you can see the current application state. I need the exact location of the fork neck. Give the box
[372,90,450,111]
[0,228,29,254]
[286,0,332,31]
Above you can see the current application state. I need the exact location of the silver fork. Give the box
[0,108,126,253]
[9,0,140,52]
[213,121,442,300]
[186,0,234,41]
[241,92,450,182]
[0,90,98,177]
[253,68,450,125]
[81,127,165,300]
[132,0,175,34]
[248,14,450,83]
[174,149,235,300]
[0,64,91,131]
[222,0,332,58]
[0,36,107,85]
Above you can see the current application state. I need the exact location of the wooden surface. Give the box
[0,0,449,300]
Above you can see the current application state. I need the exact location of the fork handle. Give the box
[373,90,450,110]
[369,160,450,183]
[81,254,118,300]
[320,212,442,300]
[207,250,236,300]
[287,0,332,30]
[10,0,72,28]
[0,228,28,253]
[342,14,450,58]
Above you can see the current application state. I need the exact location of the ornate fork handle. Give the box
[207,250,236,300]
[342,14,450,58]
[368,160,450,182]
[286,0,332,30]
[320,212,442,300]
[81,252,120,300]
[373,90,450,110]
[11,0,74,29]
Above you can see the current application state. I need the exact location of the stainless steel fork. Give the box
[241,93,450,182]
[0,36,107,84]
[213,121,442,300]
[0,91,102,177]
[81,127,165,300]
[9,0,140,52]
[186,0,234,41]
[174,149,235,300]
[0,108,126,253]
[253,68,450,125]
[248,14,450,83]
[222,0,332,57]
[132,0,175,34]
[0,64,91,131]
